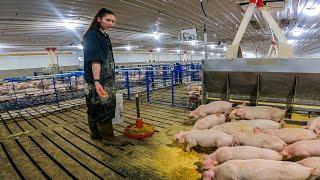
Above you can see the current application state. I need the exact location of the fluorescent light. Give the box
[292,27,304,36]
[210,53,214,56]
[153,32,160,40]
[126,46,132,51]
[190,41,196,46]
[210,44,215,49]
[191,51,195,54]
[202,51,205,55]
[156,48,160,52]
[176,49,181,53]
[63,20,79,30]
[223,46,227,51]
[0,44,11,49]
[304,2,320,16]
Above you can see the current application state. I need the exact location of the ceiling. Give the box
[0,0,319,56]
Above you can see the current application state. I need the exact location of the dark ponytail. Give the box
[83,8,115,38]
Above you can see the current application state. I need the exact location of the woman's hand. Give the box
[94,81,107,98]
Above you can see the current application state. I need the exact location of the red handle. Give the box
[250,0,263,8]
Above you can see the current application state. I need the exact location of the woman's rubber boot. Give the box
[97,120,129,146]
[88,116,102,140]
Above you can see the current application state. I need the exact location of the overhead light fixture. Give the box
[114,45,139,50]
[210,44,215,49]
[153,32,160,40]
[223,46,227,52]
[191,51,195,54]
[210,53,214,56]
[292,27,304,36]
[202,51,205,55]
[176,49,181,53]
[190,41,196,46]
[304,2,320,16]
[156,48,161,52]
[63,20,79,30]
[126,46,132,51]
[76,44,83,50]
[0,44,11,49]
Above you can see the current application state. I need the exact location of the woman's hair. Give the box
[83,8,114,38]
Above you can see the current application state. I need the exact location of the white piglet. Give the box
[202,146,282,170]
[232,132,286,152]
[203,159,320,180]
[188,101,232,122]
[192,114,226,130]
[174,129,233,152]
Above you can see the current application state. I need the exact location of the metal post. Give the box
[68,76,73,98]
[12,82,19,108]
[146,70,150,103]
[52,77,60,107]
[40,79,45,102]
[151,66,155,89]
[186,63,189,82]
[135,93,140,118]
[171,70,175,106]
[125,71,130,100]
[163,65,167,86]
[138,70,141,85]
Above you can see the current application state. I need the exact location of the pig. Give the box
[211,122,256,135]
[228,106,286,122]
[281,140,320,160]
[187,84,202,92]
[202,146,282,170]
[174,129,233,152]
[307,117,320,135]
[262,128,317,144]
[232,132,286,152]
[186,90,200,97]
[298,157,320,170]
[192,114,226,130]
[236,119,282,130]
[188,101,233,122]
[203,159,320,180]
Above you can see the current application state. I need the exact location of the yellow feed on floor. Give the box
[152,146,201,180]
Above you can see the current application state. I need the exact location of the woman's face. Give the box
[98,14,115,31]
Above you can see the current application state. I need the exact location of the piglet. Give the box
[262,128,317,144]
[307,117,320,135]
[192,114,226,130]
[211,122,257,135]
[229,106,286,123]
[174,129,233,152]
[298,157,320,170]
[236,119,282,130]
[202,146,282,170]
[188,101,233,122]
[232,132,286,152]
[281,140,320,160]
[203,159,320,180]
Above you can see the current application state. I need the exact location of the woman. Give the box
[82,8,128,146]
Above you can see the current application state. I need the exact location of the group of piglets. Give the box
[173,101,320,180]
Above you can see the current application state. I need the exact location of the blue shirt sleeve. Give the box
[83,31,104,63]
